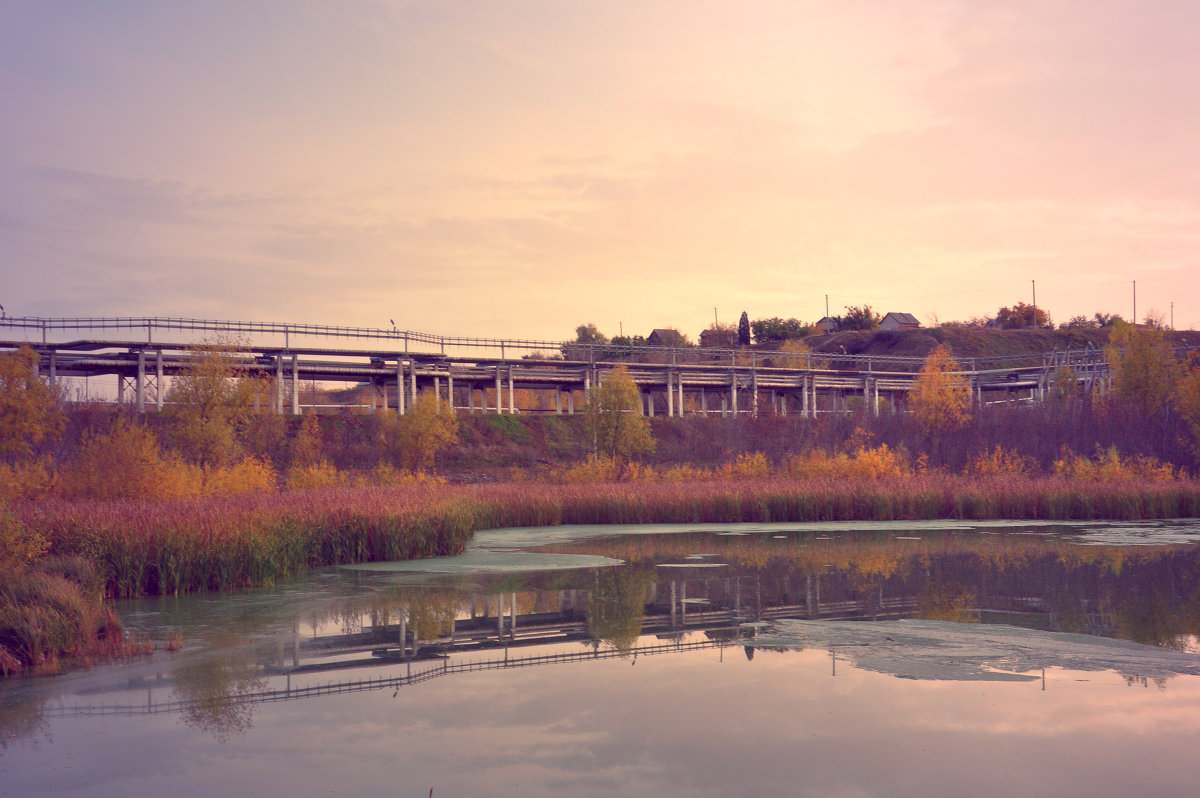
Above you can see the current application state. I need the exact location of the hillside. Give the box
[803,326,1183,366]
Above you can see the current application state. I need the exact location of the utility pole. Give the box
[825,294,829,318]
[1133,280,1137,326]
[1031,280,1037,329]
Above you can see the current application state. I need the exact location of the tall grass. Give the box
[13,474,1200,602]
[22,485,480,598]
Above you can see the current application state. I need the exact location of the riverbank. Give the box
[6,473,1200,677]
[19,474,1200,598]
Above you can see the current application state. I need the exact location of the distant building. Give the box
[647,328,686,347]
[879,312,921,331]
[815,317,840,334]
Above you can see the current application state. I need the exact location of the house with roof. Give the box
[814,317,840,334]
[646,328,686,347]
[879,312,921,331]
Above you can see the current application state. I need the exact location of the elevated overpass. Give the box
[1,315,1113,416]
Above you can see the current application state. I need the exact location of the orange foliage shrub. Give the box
[285,461,347,490]
[556,456,622,484]
[721,451,771,479]
[202,456,278,496]
[785,445,909,479]
[0,457,57,501]
[968,445,1037,477]
[848,443,910,479]
[659,464,713,482]
[1054,446,1176,482]
[61,417,201,499]
[358,463,445,487]
[0,502,48,580]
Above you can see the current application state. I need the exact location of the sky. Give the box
[2,0,1199,342]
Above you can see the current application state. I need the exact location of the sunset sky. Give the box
[3,1,1198,341]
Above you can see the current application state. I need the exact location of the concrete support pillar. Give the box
[731,374,738,416]
[508,368,515,414]
[410,361,418,407]
[433,376,441,410]
[275,357,283,414]
[555,386,562,414]
[156,351,164,411]
[511,591,517,635]
[137,350,145,413]
[667,371,674,417]
[701,388,707,415]
[873,380,880,416]
[367,378,376,414]
[568,389,575,414]
[448,372,454,411]
[678,375,684,416]
[48,351,56,392]
[396,360,406,415]
[648,391,655,417]
[497,593,505,637]
[291,354,300,414]
[495,367,503,415]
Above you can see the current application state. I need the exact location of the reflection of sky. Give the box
[9,638,1200,797]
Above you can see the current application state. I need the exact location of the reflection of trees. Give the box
[587,567,654,653]
[0,689,48,750]
[916,584,977,623]
[548,529,1200,651]
[174,649,266,742]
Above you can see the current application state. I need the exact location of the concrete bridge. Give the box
[1,315,1112,417]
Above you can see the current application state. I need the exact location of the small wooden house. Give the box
[879,312,921,331]
[815,317,840,334]
[647,328,686,347]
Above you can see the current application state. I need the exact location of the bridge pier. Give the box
[291,354,300,414]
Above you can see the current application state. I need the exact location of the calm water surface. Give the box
[5,519,1200,797]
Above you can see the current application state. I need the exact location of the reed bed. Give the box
[465,475,1200,529]
[14,475,1200,600]
[21,485,479,598]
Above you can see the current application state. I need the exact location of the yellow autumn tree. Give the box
[585,364,654,463]
[166,338,264,469]
[0,345,64,462]
[1174,355,1200,451]
[1106,319,1181,417]
[910,344,971,434]
[394,392,459,472]
[61,416,200,499]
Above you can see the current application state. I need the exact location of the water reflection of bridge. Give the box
[291,578,921,670]
[45,634,735,720]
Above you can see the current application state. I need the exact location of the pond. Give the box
[5,519,1200,797]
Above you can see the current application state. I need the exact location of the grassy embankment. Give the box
[6,469,1200,676]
